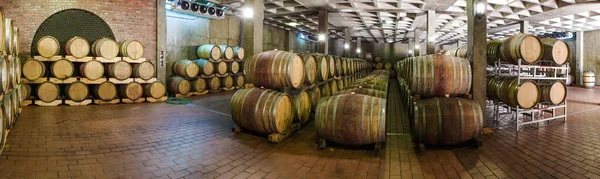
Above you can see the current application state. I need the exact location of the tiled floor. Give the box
[0,82,599,179]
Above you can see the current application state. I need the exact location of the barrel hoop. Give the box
[332,96,340,142]
[435,98,442,146]
[449,56,457,95]
[270,93,282,133]
[514,35,524,63]
[422,103,427,143]
[363,95,369,144]
[466,61,472,93]
[427,55,435,95]
[414,103,420,142]
[477,101,483,136]
[255,90,268,132]
[470,99,478,138]
[458,100,464,142]
[271,52,280,88]
[412,58,417,92]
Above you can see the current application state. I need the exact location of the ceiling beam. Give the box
[523,2,600,22]
[264,11,318,17]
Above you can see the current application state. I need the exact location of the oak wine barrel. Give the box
[167,76,191,94]
[320,83,331,97]
[315,94,386,146]
[404,55,471,97]
[499,33,543,64]
[221,76,234,88]
[233,46,244,60]
[37,82,59,103]
[50,59,74,79]
[541,38,569,66]
[191,78,207,92]
[488,77,540,108]
[195,59,214,75]
[333,56,343,77]
[12,27,18,56]
[414,97,483,146]
[4,19,12,55]
[37,36,60,58]
[299,54,317,85]
[173,59,199,78]
[65,36,90,58]
[10,90,17,118]
[234,75,245,87]
[93,81,117,101]
[336,88,386,99]
[20,84,31,102]
[118,82,143,100]
[215,61,227,75]
[208,77,221,90]
[329,80,338,94]
[2,94,11,130]
[92,38,120,60]
[227,61,240,74]
[336,79,344,90]
[314,54,329,81]
[540,81,567,105]
[374,57,381,62]
[11,56,19,87]
[143,82,166,99]
[119,40,144,60]
[65,81,89,102]
[0,7,4,55]
[292,90,311,123]
[15,85,23,110]
[0,56,7,92]
[456,45,467,58]
[105,60,132,80]
[245,50,305,89]
[132,61,155,80]
[7,57,13,89]
[583,71,595,89]
[308,86,321,111]
[79,60,104,80]
[365,53,373,61]
[384,63,392,70]
[487,39,503,65]
[230,88,293,134]
[375,63,383,70]
[197,44,222,60]
[341,58,348,76]
[326,55,335,77]
[218,45,234,60]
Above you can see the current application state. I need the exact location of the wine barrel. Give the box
[347,83,388,92]
[541,81,567,105]
[105,60,132,80]
[336,79,344,90]
[215,61,227,75]
[93,82,117,101]
[336,88,386,98]
[308,86,321,111]
[143,82,166,99]
[65,81,89,102]
[320,83,331,97]
[234,75,245,87]
[487,39,503,65]
[191,78,207,92]
[541,38,569,66]
[384,63,392,70]
[500,33,543,64]
[50,59,74,79]
[92,38,120,60]
[292,90,311,123]
[326,55,335,77]
[0,56,8,93]
[167,76,191,94]
[10,90,17,118]
[375,63,383,70]
[10,56,18,87]
[15,85,23,110]
[230,88,293,134]
[233,46,244,60]
[374,57,381,62]
[2,94,12,130]
[329,80,338,94]
[37,82,59,103]
[37,36,59,58]
[245,50,305,89]
[414,97,483,146]
[20,84,31,102]
[227,61,240,74]
[208,77,221,90]
[0,7,4,55]
[119,40,144,60]
[404,55,471,97]
[173,59,199,78]
[333,57,343,77]
[11,27,18,56]
[315,94,386,146]
[221,76,234,88]
[218,45,234,60]
[195,59,215,75]
[489,77,540,108]
[299,54,317,85]
[119,82,143,100]
[341,58,348,76]
[583,71,595,89]
[456,45,467,58]
[197,44,222,60]
[132,61,155,80]
[79,60,104,80]
[314,54,329,81]
[65,36,90,58]
[4,19,12,55]
[7,58,13,89]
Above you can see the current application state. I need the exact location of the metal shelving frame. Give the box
[489,58,568,131]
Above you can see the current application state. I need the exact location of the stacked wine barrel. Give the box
[24,35,165,105]
[231,50,373,143]
[168,44,245,96]
[396,54,484,147]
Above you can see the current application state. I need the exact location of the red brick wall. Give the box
[0,0,157,60]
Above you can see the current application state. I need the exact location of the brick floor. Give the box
[0,81,599,178]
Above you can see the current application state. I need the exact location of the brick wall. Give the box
[0,0,157,61]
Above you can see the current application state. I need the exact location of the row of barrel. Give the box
[0,83,26,150]
[487,77,567,109]
[37,36,144,60]
[0,7,20,58]
[167,75,244,95]
[172,59,240,79]
[445,34,569,66]
[197,44,244,62]
[23,81,166,103]
[22,58,156,81]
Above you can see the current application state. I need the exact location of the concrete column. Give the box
[356,37,361,58]
[243,0,264,58]
[577,31,584,86]
[318,10,329,54]
[426,10,436,54]
[414,30,420,56]
[408,38,414,57]
[519,21,529,34]
[156,0,167,83]
[344,28,350,57]
[468,0,487,126]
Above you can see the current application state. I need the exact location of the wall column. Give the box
[577,31,584,86]
[414,30,420,56]
[408,38,414,57]
[468,0,487,126]
[318,10,329,54]
[156,0,167,82]
[519,21,529,34]
[356,37,361,58]
[344,28,350,57]
[426,10,436,54]
[243,0,264,58]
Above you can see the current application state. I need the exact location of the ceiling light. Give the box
[299,33,305,39]
[475,1,486,15]
[356,49,361,53]
[242,7,253,18]
[388,40,393,43]
[286,22,300,27]
[318,34,326,41]
[344,43,350,49]
[415,45,420,49]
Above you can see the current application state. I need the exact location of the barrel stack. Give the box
[231,50,374,143]
[25,35,165,106]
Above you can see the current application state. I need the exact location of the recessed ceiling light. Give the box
[286,22,300,26]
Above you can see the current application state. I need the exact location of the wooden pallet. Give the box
[93,99,120,105]
[22,100,34,107]
[268,123,301,143]
[209,88,223,93]
[65,56,93,62]
[191,90,209,96]
[121,57,146,63]
[215,73,228,77]
[222,59,234,62]
[80,78,107,84]
[21,78,48,84]
[64,99,93,106]
[223,87,235,91]
[200,74,215,79]
[234,86,244,90]
[108,78,134,84]
[234,58,244,62]
[121,98,146,104]
[146,96,167,103]
[34,56,62,62]
[49,77,77,84]
[134,78,157,84]
[95,57,121,63]
[208,59,222,63]
[35,100,63,106]
[175,93,193,98]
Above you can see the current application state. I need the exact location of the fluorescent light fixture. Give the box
[475,1,486,15]
[299,34,305,39]
[451,21,462,27]
[242,7,253,18]
[415,45,420,49]
[428,36,436,42]
[344,43,350,49]
[388,40,393,43]
[286,22,300,27]
[356,49,361,53]
[318,34,326,41]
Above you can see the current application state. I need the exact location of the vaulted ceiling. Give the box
[262,0,600,44]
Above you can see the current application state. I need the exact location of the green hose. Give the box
[166,97,192,105]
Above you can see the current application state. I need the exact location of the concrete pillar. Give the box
[414,30,420,56]
[344,28,350,57]
[243,0,264,58]
[408,38,414,57]
[156,0,167,83]
[468,0,487,126]
[519,21,529,34]
[285,30,292,52]
[318,10,329,54]
[356,37,361,58]
[577,31,584,86]
[426,10,436,54]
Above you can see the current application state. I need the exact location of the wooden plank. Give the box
[79,78,107,84]
[108,78,134,84]
[200,74,216,79]
[222,87,235,91]
[34,56,62,62]
[65,56,93,62]
[146,96,167,103]
[133,78,157,84]
[49,77,77,84]
[175,93,193,98]
[21,100,34,107]
[121,98,146,104]
[64,99,93,106]
[93,99,120,105]
[191,90,209,96]
[21,78,48,84]
[121,57,146,63]
[215,73,228,78]
[95,57,121,63]
[35,100,63,106]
